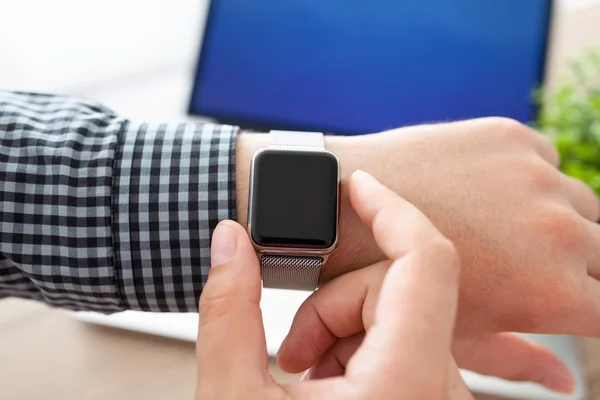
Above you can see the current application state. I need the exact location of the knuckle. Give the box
[487,116,525,131]
[486,117,531,144]
[524,158,561,191]
[198,292,230,322]
[536,206,585,255]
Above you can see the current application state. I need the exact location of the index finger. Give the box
[345,171,460,385]
[349,169,456,264]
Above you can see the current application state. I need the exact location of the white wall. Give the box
[0,0,208,93]
[546,0,600,84]
[3,0,600,119]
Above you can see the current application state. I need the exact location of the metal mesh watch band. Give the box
[261,255,322,291]
[259,130,326,291]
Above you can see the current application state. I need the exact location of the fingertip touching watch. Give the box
[247,130,340,291]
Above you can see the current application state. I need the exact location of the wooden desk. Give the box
[0,298,301,400]
[1,297,596,400]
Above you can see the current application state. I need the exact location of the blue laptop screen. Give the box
[189,0,551,135]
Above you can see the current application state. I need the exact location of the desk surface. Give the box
[1,297,597,400]
[0,298,301,400]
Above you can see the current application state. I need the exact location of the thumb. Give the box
[196,220,268,388]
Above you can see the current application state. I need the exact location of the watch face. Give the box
[250,149,339,249]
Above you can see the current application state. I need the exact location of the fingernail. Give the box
[544,366,575,394]
[211,222,238,268]
[299,369,311,382]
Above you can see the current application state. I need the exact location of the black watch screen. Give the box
[250,150,339,249]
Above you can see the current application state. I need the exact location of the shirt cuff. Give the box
[112,121,238,312]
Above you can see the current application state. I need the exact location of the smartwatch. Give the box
[247,130,340,291]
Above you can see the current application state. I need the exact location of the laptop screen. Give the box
[189,0,552,135]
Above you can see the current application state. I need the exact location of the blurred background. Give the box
[3,1,600,399]
[0,0,593,128]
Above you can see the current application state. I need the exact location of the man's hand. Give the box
[277,171,575,394]
[236,118,600,337]
[197,171,472,400]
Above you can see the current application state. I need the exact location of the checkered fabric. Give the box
[0,91,238,312]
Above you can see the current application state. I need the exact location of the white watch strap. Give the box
[269,130,325,150]
[260,130,325,291]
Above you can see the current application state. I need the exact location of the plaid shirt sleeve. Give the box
[0,91,238,312]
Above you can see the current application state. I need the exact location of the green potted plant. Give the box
[536,49,600,195]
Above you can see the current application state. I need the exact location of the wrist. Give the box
[235,131,390,282]
[235,131,269,227]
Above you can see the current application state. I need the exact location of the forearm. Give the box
[0,91,238,312]
[235,132,386,283]
[0,91,401,312]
